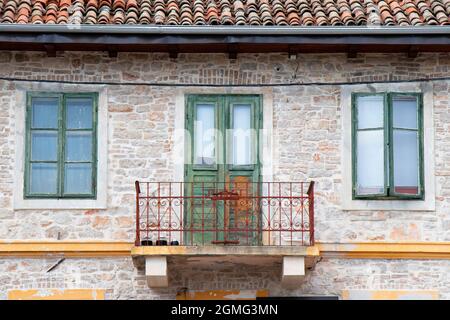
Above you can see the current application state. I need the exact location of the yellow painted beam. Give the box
[0,241,133,257]
[342,289,439,300]
[8,289,105,300]
[317,242,450,259]
[0,241,449,259]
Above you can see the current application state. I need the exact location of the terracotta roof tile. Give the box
[0,0,447,26]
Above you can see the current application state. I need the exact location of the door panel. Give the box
[226,175,260,245]
[185,95,222,245]
[185,95,261,245]
[226,96,260,245]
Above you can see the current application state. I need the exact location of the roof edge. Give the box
[0,24,449,35]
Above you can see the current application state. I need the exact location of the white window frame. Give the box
[341,82,435,211]
[13,83,108,210]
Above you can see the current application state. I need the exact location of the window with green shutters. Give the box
[24,92,98,199]
[352,93,424,200]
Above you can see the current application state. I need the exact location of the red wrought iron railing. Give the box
[135,181,315,247]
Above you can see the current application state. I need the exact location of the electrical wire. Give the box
[1,75,450,87]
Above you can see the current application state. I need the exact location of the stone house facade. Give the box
[0,0,450,300]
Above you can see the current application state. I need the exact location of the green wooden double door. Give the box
[185,95,262,245]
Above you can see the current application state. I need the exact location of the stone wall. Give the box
[0,51,449,299]
[0,257,448,299]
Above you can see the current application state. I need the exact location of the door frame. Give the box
[172,89,274,245]
[183,94,263,245]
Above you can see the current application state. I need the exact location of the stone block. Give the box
[145,256,168,288]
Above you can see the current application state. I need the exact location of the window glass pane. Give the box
[393,129,419,195]
[194,104,215,165]
[66,98,93,129]
[357,95,384,129]
[31,131,58,161]
[232,104,252,165]
[64,163,92,194]
[30,163,57,194]
[66,131,92,161]
[393,96,418,129]
[31,97,58,128]
[356,130,385,195]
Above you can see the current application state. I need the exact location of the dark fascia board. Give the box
[0,25,450,35]
[0,25,449,53]
[1,33,450,45]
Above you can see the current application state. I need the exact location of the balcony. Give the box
[134,181,314,247]
[132,181,317,287]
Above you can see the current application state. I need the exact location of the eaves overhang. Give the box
[0,25,449,54]
[0,25,450,35]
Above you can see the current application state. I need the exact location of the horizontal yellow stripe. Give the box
[0,241,132,257]
[317,242,450,259]
[342,289,439,300]
[0,241,449,259]
[8,289,105,300]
